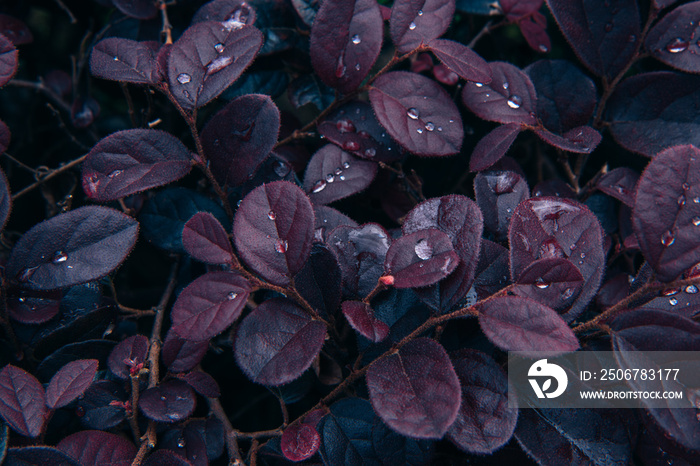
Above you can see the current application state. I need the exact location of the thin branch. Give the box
[208,397,244,465]
[12,154,87,200]
[9,79,72,114]
[53,0,77,23]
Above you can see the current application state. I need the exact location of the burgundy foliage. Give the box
[57,430,137,466]
[0,34,17,86]
[108,335,149,380]
[0,14,33,45]
[90,38,158,84]
[0,365,47,438]
[46,359,98,409]
[427,39,491,83]
[182,212,234,265]
[281,421,321,462]
[161,330,209,373]
[390,0,456,53]
[469,123,521,172]
[341,300,389,342]
[645,2,700,73]
[139,380,196,423]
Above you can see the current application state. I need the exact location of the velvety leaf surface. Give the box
[534,126,601,154]
[609,309,700,351]
[0,365,46,438]
[182,212,234,265]
[447,349,517,454]
[390,0,456,53]
[469,123,521,172]
[168,22,263,109]
[545,0,640,79]
[57,430,137,466]
[161,330,209,373]
[525,59,597,133]
[474,170,529,240]
[427,38,491,83]
[513,257,584,311]
[606,72,700,156]
[108,335,148,380]
[0,15,33,45]
[162,421,210,465]
[234,298,326,386]
[477,296,579,355]
[341,301,389,342]
[233,181,314,286]
[200,94,280,186]
[509,197,605,320]
[6,206,138,291]
[4,447,80,466]
[0,34,18,86]
[474,239,511,298]
[310,0,382,93]
[176,371,221,398]
[302,144,377,204]
[77,380,127,430]
[171,271,250,341]
[281,422,320,462]
[314,205,358,241]
[369,71,463,156]
[139,380,196,423]
[646,2,700,73]
[46,359,98,409]
[90,38,158,84]
[112,0,157,19]
[461,62,537,125]
[192,0,256,26]
[515,408,632,466]
[597,167,639,206]
[6,290,60,324]
[82,129,192,201]
[632,145,700,281]
[384,228,459,289]
[367,338,460,438]
[293,243,342,317]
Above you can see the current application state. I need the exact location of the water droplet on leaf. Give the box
[326,173,335,183]
[312,180,327,193]
[425,122,435,131]
[417,128,423,134]
[685,285,698,294]
[409,22,416,30]
[534,277,549,289]
[177,438,186,448]
[693,217,700,226]
[666,38,688,53]
[275,240,288,253]
[227,292,238,300]
[342,140,360,151]
[214,43,224,53]
[352,34,361,44]
[669,298,678,306]
[538,44,549,52]
[336,119,356,133]
[414,239,433,260]
[661,230,675,247]
[678,195,686,206]
[507,95,522,109]
[207,56,233,75]
[177,73,191,84]
[53,251,68,263]
[561,287,575,300]
[407,107,419,120]
[268,211,276,220]
[417,10,423,16]
[355,63,361,71]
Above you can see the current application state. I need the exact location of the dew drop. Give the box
[223,6,249,30]
[335,52,346,78]
[669,298,678,306]
[108,169,122,178]
[53,251,68,263]
[417,128,424,134]
[160,395,167,401]
[561,287,575,300]
[178,438,186,448]
[678,195,686,206]
[177,73,191,84]
[355,63,361,71]
[661,288,679,297]
[113,56,119,61]
[695,197,700,204]
[364,148,376,157]
[414,239,433,260]
[409,21,417,30]
[334,167,343,175]
[685,285,698,294]
[474,82,483,87]
[339,175,346,181]
[693,217,700,226]
[661,230,675,247]
[535,277,550,289]
[326,173,335,183]
[407,107,420,120]
[351,34,361,44]
[275,240,288,253]
[227,291,238,300]
[437,126,443,132]
[507,95,523,109]
[682,182,690,190]
[312,180,326,193]
[502,81,509,90]
[207,56,233,75]
[538,44,549,52]
[342,140,360,151]
[166,413,181,421]
[342,161,350,169]
[273,160,290,178]
[336,119,356,133]
[425,122,435,131]
[666,37,689,53]
[268,211,276,220]
[214,43,225,53]
[417,10,423,16]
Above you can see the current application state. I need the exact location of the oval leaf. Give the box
[310,0,383,93]
[200,94,280,186]
[234,298,326,386]
[6,206,139,291]
[646,2,700,73]
[513,257,584,311]
[341,301,389,342]
[182,212,234,265]
[233,181,314,286]
[597,167,639,207]
[0,15,33,46]
[370,71,463,156]
[470,123,521,172]
[168,22,263,109]
[302,144,377,205]
[139,380,196,423]
[477,296,579,356]
[474,170,530,240]
[390,0,456,53]
[366,337,460,438]
[534,126,602,154]
[108,335,149,380]
[90,38,158,84]
[82,129,193,201]
[57,430,137,466]
[0,33,18,86]
[281,422,321,462]
[171,271,251,341]
[427,38,491,83]
[0,365,46,438]
[161,330,209,373]
[46,359,98,409]
[632,144,700,282]
[175,371,221,398]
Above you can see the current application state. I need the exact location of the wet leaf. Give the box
[90,38,158,84]
[513,257,584,311]
[341,301,389,342]
[533,126,601,154]
[192,0,256,26]
[161,330,209,373]
[427,38,491,83]
[474,170,529,240]
[646,2,700,73]
[597,167,639,207]
[281,422,320,462]
[139,380,196,423]
[46,360,98,409]
[6,289,60,324]
[176,371,221,398]
[57,430,137,466]
[182,212,234,265]
[0,365,46,438]
[390,0,456,53]
[470,123,521,172]
[0,33,18,86]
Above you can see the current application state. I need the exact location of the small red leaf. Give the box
[281,422,321,462]
[182,212,234,265]
[341,301,389,342]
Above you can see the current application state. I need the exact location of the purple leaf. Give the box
[168,22,263,109]
[182,212,234,265]
[90,38,158,84]
[545,0,640,79]
[607,72,700,157]
[597,167,639,206]
[0,15,33,45]
[509,197,605,320]
[175,371,221,398]
[632,145,700,282]
[281,422,321,462]
[366,338,460,438]
[302,144,377,205]
[310,0,383,93]
[427,38,491,83]
[107,335,149,380]
[534,126,602,154]
[470,124,521,172]
[200,94,280,186]
[161,330,209,373]
[82,129,193,201]
[233,181,314,286]
[474,170,529,240]
[77,380,127,430]
[139,380,196,423]
[0,365,46,438]
[57,430,137,466]
[6,290,60,324]
[390,0,456,53]
[6,206,139,291]
[646,2,700,73]
[501,0,543,20]
[518,11,551,53]
[171,271,251,341]
[513,257,584,311]
[477,296,579,356]
[447,349,518,454]
[46,359,98,409]
[5,447,79,466]
[143,449,194,466]
[314,205,358,241]
[112,0,158,19]
[474,239,511,298]
[461,61,537,125]
[384,228,459,289]
[525,59,597,133]
[0,33,18,86]
[370,71,463,156]
[192,0,256,26]
[294,243,343,317]
[162,423,208,466]
[235,298,326,386]
[341,301,389,342]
